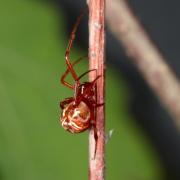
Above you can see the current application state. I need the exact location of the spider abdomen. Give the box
[60,101,91,133]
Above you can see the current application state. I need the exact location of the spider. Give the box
[59,13,101,141]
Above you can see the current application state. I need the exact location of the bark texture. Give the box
[88,0,106,179]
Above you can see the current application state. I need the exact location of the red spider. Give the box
[59,13,101,140]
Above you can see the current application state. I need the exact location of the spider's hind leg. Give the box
[60,97,74,109]
[90,108,98,159]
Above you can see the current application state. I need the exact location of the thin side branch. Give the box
[106,0,180,128]
[88,0,106,180]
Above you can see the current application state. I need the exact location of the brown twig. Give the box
[87,0,106,179]
[106,0,180,129]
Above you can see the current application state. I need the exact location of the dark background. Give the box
[0,0,179,179]
[58,0,180,179]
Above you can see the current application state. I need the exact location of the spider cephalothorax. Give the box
[59,13,100,136]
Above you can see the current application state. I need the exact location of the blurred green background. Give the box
[0,0,164,179]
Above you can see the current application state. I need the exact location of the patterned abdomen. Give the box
[60,101,91,133]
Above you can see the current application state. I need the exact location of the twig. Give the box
[87,0,106,180]
[106,0,180,129]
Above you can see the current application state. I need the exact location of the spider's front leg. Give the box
[61,56,87,89]
[64,13,84,85]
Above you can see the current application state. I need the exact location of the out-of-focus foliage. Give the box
[0,0,163,179]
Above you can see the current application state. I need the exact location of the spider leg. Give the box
[61,55,87,89]
[85,75,101,94]
[90,106,98,159]
[65,12,84,84]
[93,102,105,107]
[77,69,96,81]
[88,75,103,159]
[91,76,101,159]
[60,97,74,109]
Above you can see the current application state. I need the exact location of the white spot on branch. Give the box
[94,22,102,30]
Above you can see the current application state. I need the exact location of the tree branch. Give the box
[106,0,180,129]
[87,0,106,179]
